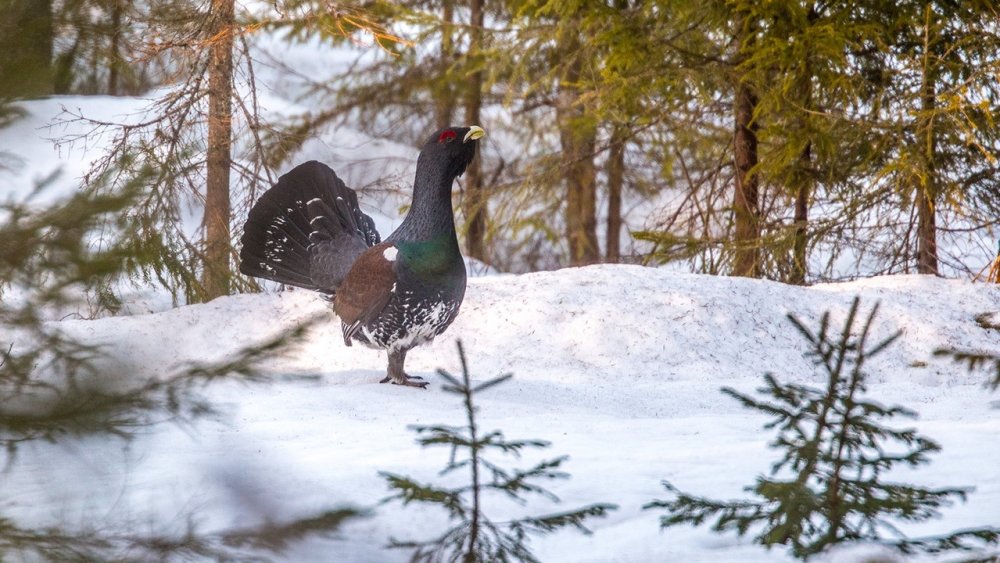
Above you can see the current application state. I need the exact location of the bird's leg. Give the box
[380,349,428,389]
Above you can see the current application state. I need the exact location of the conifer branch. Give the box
[933,348,1000,390]
[0,176,362,562]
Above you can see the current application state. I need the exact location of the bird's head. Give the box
[419,125,486,180]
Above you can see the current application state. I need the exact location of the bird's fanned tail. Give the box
[238,161,380,294]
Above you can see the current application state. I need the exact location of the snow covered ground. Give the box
[2,37,998,563]
[3,267,999,562]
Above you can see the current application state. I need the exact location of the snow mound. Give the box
[7,266,998,562]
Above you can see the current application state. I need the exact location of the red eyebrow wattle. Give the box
[438,130,457,142]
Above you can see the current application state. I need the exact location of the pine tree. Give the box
[380,341,616,563]
[644,297,1000,559]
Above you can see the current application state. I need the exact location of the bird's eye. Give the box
[438,130,457,143]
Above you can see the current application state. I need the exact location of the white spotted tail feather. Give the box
[238,161,380,296]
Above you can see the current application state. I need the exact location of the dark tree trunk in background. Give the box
[790,122,812,285]
[0,0,54,99]
[556,35,600,267]
[462,0,488,263]
[606,128,626,263]
[434,0,455,129]
[915,9,938,275]
[915,72,938,275]
[731,13,761,278]
[732,80,760,277]
[791,146,810,285]
[789,8,816,286]
[108,0,125,95]
[202,0,235,299]
[558,101,599,266]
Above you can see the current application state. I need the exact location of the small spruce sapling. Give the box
[380,341,617,563]
[644,297,1000,559]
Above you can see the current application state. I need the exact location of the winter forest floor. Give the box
[3,266,998,562]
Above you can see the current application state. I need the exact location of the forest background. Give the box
[3,0,999,308]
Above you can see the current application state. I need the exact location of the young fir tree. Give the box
[380,341,616,563]
[645,297,1000,559]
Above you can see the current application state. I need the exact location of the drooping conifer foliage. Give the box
[935,348,1000,391]
[934,310,1000,391]
[0,171,363,559]
[644,297,1000,559]
[380,341,616,562]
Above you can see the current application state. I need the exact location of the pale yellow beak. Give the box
[464,125,486,143]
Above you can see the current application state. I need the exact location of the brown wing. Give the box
[333,242,397,346]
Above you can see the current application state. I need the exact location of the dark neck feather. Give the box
[389,152,461,243]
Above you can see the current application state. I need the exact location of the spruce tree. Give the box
[380,341,616,563]
[645,297,1000,559]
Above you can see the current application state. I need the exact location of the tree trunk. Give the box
[916,7,938,275]
[108,0,124,95]
[201,0,235,300]
[434,0,455,129]
[0,0,53,99]
[606,128,625,263]
[791,146,810,285]
[462,0,487,262]
[558,104,600,266]
[556,37,600,267]
[731,12,761,278]
[789,6,817,286]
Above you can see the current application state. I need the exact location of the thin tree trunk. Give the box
[791,147,810,284]
[462,0,487,262]
[916,6,938,275]
[731,7,761,278]
[202,0,235,299]
[732,76,760,277]
[789,6,817,286]
[606,127,625,263]
[790,113,811,286]
[434,0,454,129]
[108,0,124,95]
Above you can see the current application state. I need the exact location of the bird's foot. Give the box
[379,373,428,389]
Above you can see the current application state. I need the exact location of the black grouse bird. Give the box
[239,125,485,389]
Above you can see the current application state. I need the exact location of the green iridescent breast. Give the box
[395,233,463,280]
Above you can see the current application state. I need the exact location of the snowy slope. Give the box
[4,267,999,562]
